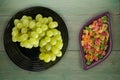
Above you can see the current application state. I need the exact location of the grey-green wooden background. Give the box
[0,0,120,80]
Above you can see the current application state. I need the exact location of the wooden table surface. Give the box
[0,0,120,80]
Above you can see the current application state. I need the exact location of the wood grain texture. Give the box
[0,51,120,80]
[0,0,119,15]
[0,0,120,80]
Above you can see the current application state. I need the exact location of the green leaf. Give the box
[98,54,103,59]
[101,44,105,50]
[102,16,108,23]
[103,20,107,23]
[86,61,91,65]
[85,26,90,31]
[102,16,107,20]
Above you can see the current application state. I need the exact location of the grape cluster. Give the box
[12,14,63,63]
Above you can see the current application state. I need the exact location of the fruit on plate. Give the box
[11,14,63,63]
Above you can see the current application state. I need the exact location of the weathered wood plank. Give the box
[0,0,119,16]
[0,51,120,80]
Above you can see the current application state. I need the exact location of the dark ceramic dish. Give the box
[79,12,112,70]
[4,6,69,71]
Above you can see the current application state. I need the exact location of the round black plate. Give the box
[4,6,69,71]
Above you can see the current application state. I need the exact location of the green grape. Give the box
[21,15,28,21]
[12,27,18,31]
[35,39,39,45]
[25,44,33,49]
[43,17,48,24]
[53,21,58,27]
[56,51,62,57]
[44,54,51,63]
[29,38,38,45]
[14,19,20,26]
[52,29,59,35]
[50,38,56,45]
[39,53,45,60]
[40,47,46,53]
[28,16,32,21]
[55,40,63,50]
[46,30,53,37]
[40,32,45,37]
[21,27,27,34]
[54,34,62,41]
[44,36,51,43]
[30,31,39,39]
[16,22,23,29]
[33,39,39,47]
[20,34,28,41]
[20,15,29,23]
[16,36,21,42]
[49,53,56,61]
[48,17,53,23]
[39,39,47,47]
[41,24,48,31]
[12,30,19,37]
[20,41,25,47]
[45,43,51,51]
[21,40,33,49]
[12,36,18,42]
[26,43,33,49]
[38,17,44,23]
[36,27,42,34]
[36,14,43,21]
[36,22,41,28]
[22,19,29,27]
[33,43,39,47]
[48,21,58,29]
[51,46,59,55]
[38,36,42,40]
[29,21,36,29]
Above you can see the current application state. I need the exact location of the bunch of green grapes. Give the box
[39,29,63,63]
[12,14,63,63]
